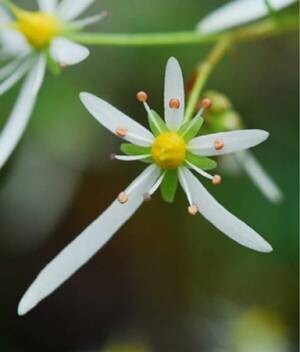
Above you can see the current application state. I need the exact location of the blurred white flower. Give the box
[18,57,272,316]
[0,0,106,169]
[197,0,297,34]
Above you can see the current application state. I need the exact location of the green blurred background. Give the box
[0,0,298,351]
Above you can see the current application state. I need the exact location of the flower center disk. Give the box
[151,132,186,169]
[15,10,60,49]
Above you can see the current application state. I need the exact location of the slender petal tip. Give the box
[17,290,37,316]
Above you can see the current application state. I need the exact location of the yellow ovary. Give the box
[152,132,186,169]
[14,10,61,49]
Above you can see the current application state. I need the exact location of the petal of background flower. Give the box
[50,37,90,66]
[17,164,161,316]
[37,0,57,13]
[56,0,95,21]
[188,130,269,156]
[197,0,297,34]
[235,150,283,204]
[0,54,46,169]
[80,92,154,147]
[164,57,185,131]
[180,167,273,252]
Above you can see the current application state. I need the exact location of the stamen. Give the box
[115,127,128,138]
[195,98,213,118]
[212,174,222,185]
[142,100,163,134]
[147,172,166,196]
[185,161,213,180]
[110,153,116,160]
[118,192,128,204]
[113,154,151,161]
[178,168,193,206]
[214,139,224,150]
[136,91,148,102]
[169,98,181,109]
[126,131,153,145]
[188,205,198,216]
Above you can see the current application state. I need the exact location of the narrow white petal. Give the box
[70,14,105,29]
[0,55,28,81]
[50,37,89,66]
[56,0,95,21]
[180,167,273,252]
[17,165,160,315]
[80,92,154,147]
[0,56,46,169]
[235,150,283,204]
[0,59,32,95]
[188,129,269,156]
[164,57,185,131]
[1,29,30,56]
[197,0,297,34]
[38,0,57,13]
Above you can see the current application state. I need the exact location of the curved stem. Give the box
[184,38,231,123]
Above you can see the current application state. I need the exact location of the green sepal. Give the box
[47,52,62,76]
[161,169,178,203]
[148,110,168,136]
[185,151,217,170]
[121,143,151,155]
[178,115,204,141]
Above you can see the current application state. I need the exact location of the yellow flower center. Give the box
[151,132,186,169]
[14,10,61,49]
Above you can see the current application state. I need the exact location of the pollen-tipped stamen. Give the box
[169,98,181,109]
[214,139,224,150]
[212,174,222,185]
[195,98,212,119]
[188,205,198,216]
[185,160,213,181]
[137,91,163,134]
[117,192,128,204]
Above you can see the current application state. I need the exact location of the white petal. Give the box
[0,58,32,95]
[17,164,160,315]
[50,37,89,66]
[1,29,30,56]
[0,6,11,23]
[188,129,269,156]
[197,0,297,34]
[80,92,154,147]
[0,55,46,169]
[0,54,29,81]
[69,14,105,29]
[164,57,185,131]
[38,0,57,13]
[235,150,283,204]
[56,0,95,21]
[180,167,273,252]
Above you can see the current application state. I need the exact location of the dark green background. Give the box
[0,0,298,351]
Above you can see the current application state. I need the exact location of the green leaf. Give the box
[178,115,204,141]
[161,170,178,203]
[185,151,217,170]
[148,110,168,136]
[121,143,151,155]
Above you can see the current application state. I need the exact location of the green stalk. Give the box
[67,16,298,47]
[184,38,231,123]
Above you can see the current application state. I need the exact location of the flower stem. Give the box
[67,16,297,47]
[184,38,231,123]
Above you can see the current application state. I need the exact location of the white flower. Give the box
[17,57,272,316]
[0,0,105,169]
[197,0,297,34]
